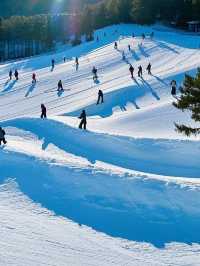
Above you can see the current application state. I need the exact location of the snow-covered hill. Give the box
[0,24,200,265]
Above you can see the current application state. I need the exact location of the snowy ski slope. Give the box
[0,24,200,265]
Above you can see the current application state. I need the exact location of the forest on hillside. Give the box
[0,0,200,61]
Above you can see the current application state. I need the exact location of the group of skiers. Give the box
[9,69,36,84]
[129,63,152,79]
[2,30,178,138]
[39,88,104,130]
[9,69,19,80]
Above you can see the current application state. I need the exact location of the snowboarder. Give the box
[32,73,36,83]
[9,70,12,80]
[138,66,143,77]
[92,66,98,81]
[129,64,134,79]
[79,110,87,130]
[57,80,64,92]
[146,63,152,75]
[41,104,47,119]
[14,70,19,80]
[0,127,7,145]
[114,42,118,50]
[171,80,177,96]
[97,90,104,105]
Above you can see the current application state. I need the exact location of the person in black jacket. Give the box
[57,80,64,92]
[146,63,152,75]
[9,70,12,80]
[97,90,104,104]
[171,80,177,96]
[0,127,7,145]
[41,104,47,119]
[138,66,143,77]
[51,59,55,69]
[75,57,79,71]
[79,110,87,130]
[129,64,134,78]
[92,67,98,81]
[14,69,19,80]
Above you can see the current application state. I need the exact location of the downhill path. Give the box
[0,24,200,265]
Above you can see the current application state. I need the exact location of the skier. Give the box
[97,90,104,105]
[0,127,7,145]
[142,33,146,40]
[14,69,19,80]
[51,59,55,70]
[92,66,98,81]
[57,80,64,92]
[146,63,152,75]
[128,44,131,51]
[122,51,126,61]
[75,57,79,71]
[129,64,134,79]
[63,57,66,63]
[171,80,177,96]
[138,66,143,77]
[79,110,87,130]
[9,70,12,80]
[41,104,47,119]
[114,42,118,50]
[32,73,36,83]
[179,85,184,94]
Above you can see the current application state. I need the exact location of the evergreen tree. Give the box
[173,69,200,136]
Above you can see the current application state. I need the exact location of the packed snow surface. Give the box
[0,24,200,265]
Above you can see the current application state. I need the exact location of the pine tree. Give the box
[173,68,200,136]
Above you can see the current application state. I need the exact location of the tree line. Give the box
[1,0,200,61]
[0,14,81,61]
[82,0,200,34]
